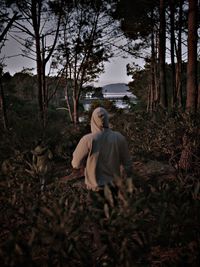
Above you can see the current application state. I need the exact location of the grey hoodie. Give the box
[71,107,132,190]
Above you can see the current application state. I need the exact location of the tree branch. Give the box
[0,13,20,43]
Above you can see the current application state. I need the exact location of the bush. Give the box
[111,111,200,165]
[0,171,200,266]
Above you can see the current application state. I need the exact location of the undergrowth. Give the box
[0,171,200,266]
[1,109,200,266]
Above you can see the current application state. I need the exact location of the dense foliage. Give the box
[1,105,200,266]
[1,159,200,266]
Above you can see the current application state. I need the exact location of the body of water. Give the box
[82,98,136,111]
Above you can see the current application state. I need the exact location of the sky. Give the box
[94,57,133,87]
[0,35,137,87]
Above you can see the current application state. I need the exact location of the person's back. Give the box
[72,107,132,190]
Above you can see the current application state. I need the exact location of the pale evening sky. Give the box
[0,35,140,87]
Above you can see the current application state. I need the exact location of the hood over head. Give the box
[91,107,109,133]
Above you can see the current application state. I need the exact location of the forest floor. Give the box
[56,159,177,189]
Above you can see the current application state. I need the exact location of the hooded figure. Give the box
[72,107,132,190]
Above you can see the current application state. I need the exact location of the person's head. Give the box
[91,107,109,133]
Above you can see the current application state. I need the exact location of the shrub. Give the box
[0,171,200,266]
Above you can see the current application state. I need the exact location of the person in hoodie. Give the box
[71,107,132,191]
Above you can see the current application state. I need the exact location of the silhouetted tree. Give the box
[179,0,199,171]
[55,0,114,124]
[159,0,168,109]
[9,0,63,127]
[169,0,176,107]
[0,0,20,131]
[186,0,198,112]
[175,0,184,109]
[0,66,8,130]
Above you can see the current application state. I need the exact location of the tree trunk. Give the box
[150,10,156,112]
[176,0,184,109]
[198,82,200,109]
[152,49,158,110]
[73,97,79,125]
[65,81,73,122]
[31,0,61,128]
[155,30,159,105]
[0,13,19,43]
[41,35,47,128]
[0,12,17,131]
[179,134,193,170]
[159,0,168,109]
[186,0,198,112]
[147,85,151,112]
[36,45,44,124]
[180,0,198,171]
[0,69,8,130]
[169,0,176,108]
[31,0,44,124]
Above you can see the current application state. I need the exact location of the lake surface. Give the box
[82,98,136,111]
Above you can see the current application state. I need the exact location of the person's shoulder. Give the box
[108,129,126,143]
[80,132,96,143]
[112,130,126,139]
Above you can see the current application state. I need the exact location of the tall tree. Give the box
[175,0,184,109]
[179,0,199,171]
[55,0,114,124]
[148,8,159,112]
[9,0,63,127]
[186,0,198,112]
[0,0,20,130]
[169,0,176,107]
[159,0,168,109]
[113,0,175,111]
[0,66,8,130]
[198,82,200,109]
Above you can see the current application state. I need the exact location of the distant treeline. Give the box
[1,71,65,105]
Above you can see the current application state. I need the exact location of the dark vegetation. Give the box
[1,87,200,266]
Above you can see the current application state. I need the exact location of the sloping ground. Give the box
[133,160,176,179]
[58,160,177,186]
[0,153,177,188]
